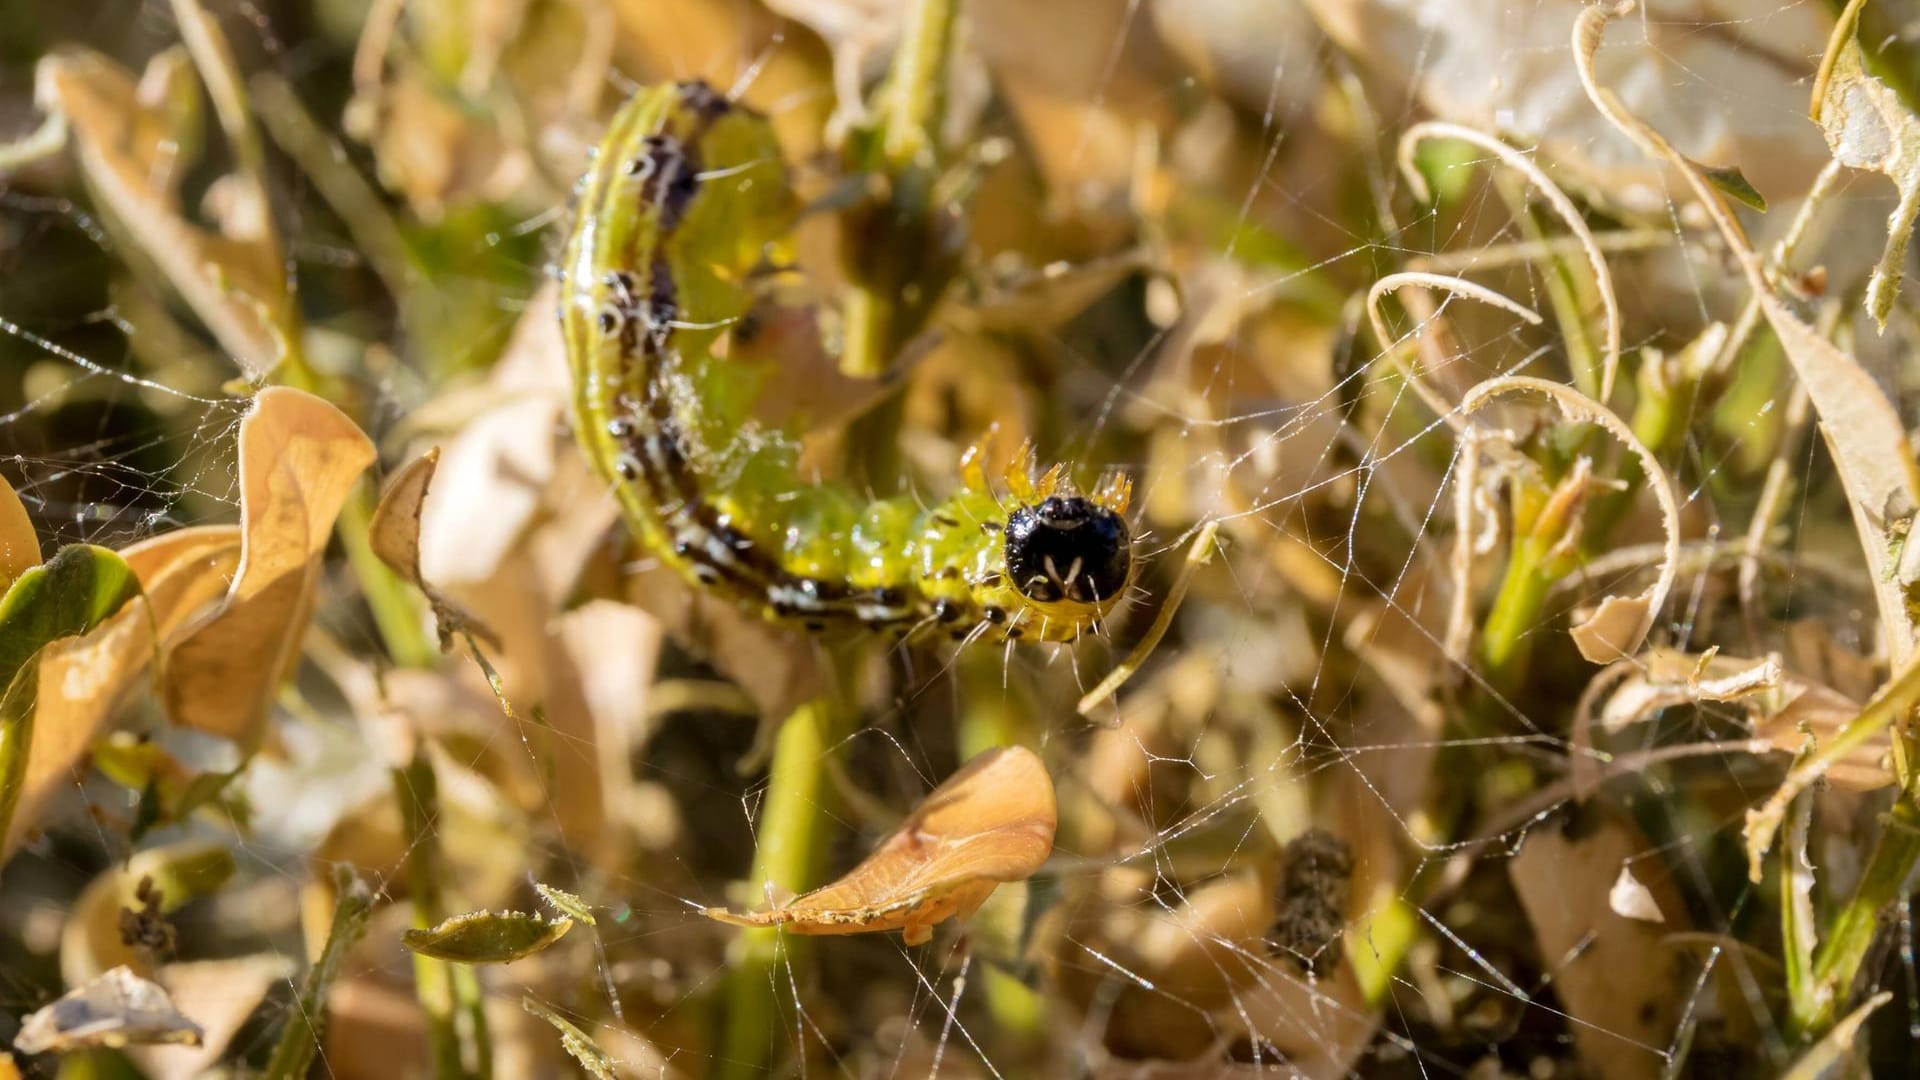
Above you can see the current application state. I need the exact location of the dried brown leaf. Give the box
[1510,807,1688,1080]
[1578,649,1892,803]
[34,49,287,378]
[119,525,243,642]
[13,966,203,1055]
[163,388,375,744]
[705,746,1057,945]
[370,447,494,649]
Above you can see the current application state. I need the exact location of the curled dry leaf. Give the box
[1814,0,1920,328]
[12,966,204,1056]
[1509,806,1689,1080]
[1462,375,1679,663]
[163,387,376,745]
[401,909,574,964]
[369,447,494,650]
[1365,271,1544,430]
[705,745,1057,946]
[1397,123,1623,402]
[1584,649,1893,801]
[33,49,288,378]
[1575,1,1920,664]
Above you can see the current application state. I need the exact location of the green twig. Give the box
[715,692,852,1080]
[263,867,374,1080]
[1792,796,1920,1038]
[838,0,963,378]
[397,750,492,1079]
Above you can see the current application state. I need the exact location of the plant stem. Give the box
[838,0,962,378]
[1792,795,1920,1038]
[716,692,852,1080]
[263,866,374,1080]
[397,751,491,1080]
[1479,532,1552,697]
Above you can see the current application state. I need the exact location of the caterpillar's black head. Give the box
[1004,496,1132,607]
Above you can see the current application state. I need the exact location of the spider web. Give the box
[2,1,1916,1078]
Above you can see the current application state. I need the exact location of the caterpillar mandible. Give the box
[562,80,1134,643]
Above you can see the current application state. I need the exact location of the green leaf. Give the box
[534,882,595,926]
[1699,161,1766,212]
[522,997,615,1080]
[0,545,141,695]
[401,909,573,964]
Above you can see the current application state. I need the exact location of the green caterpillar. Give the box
[561,80,1133,643]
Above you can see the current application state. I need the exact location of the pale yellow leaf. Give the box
[705,745,1056,945]
[1569,594,1653,667]
[162,387,375,744]
[0,470,37,590]
[119,525,243,643]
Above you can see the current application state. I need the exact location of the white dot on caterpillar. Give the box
[613,453,642,480]
[768,583,825,613]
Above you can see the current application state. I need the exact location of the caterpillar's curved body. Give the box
[563,81,1132,643]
